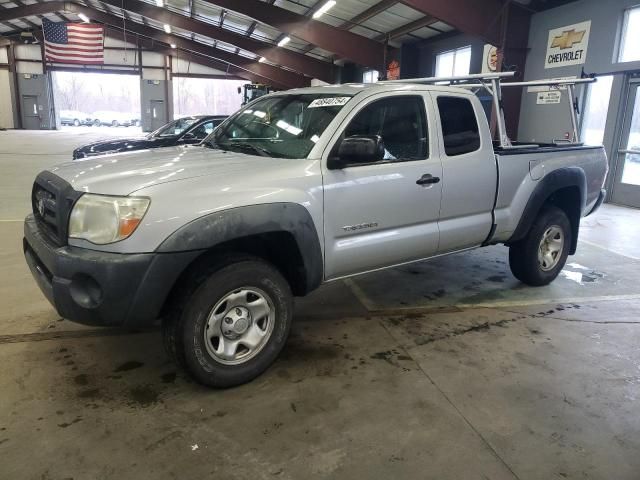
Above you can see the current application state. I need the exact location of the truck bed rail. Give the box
[380,73,596,149]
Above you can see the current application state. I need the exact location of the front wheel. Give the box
[163,257,293,388]
[73,119,80,127]
[509,206,572,286]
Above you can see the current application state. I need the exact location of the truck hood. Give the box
[49,145,291,195]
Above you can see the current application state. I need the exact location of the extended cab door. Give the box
[322,93,443,280]
[430,93,497,253]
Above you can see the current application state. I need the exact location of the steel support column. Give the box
[497,2,531,139]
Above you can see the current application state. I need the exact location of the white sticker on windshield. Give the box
[308,97,351,108]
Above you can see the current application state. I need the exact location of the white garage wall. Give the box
[103,48,139,67]
[16,62,43,75]
[172,58,228,76]
[142,68,166,81]
[14,45,43,75]
[0,46,9,127]
[519,0,640,145]
[142,52,167,81]
[0,69,14,129]
[142,51,166,67]
[14,45,41,60]
[104,37,137,48]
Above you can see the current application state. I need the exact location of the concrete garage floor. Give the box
[1,130,640,480]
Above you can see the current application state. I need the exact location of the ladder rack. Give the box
[380,72,597,149]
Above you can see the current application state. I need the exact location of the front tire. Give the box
[509,206,571,286]
[73,119,80,126]
[163,256,293,388]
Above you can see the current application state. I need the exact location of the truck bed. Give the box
[490,142,607,244]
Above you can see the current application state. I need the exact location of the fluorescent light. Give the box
[258,57,266,63]
[163,24,171,33]
[170,44,176,49]
[276,120,302,136]
[155,0,163,6]
[277,36,290,47]
[312,0,336,19]
[78,13,90,22]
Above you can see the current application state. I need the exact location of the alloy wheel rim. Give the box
[203,287,275,365]
[538,225,564,271]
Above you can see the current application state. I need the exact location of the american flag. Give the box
[42,19,104,64]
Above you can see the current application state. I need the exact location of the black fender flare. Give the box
[507,167,586,254]
[157,203,323,294]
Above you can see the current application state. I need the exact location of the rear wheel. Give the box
[73,119,80,127]
[111,120,119,127]
[509,206,571,286]
[163,256,293,388]
[93,119,100,127]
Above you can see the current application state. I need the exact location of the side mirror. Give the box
[328,135,384,169]
[237,87,242,94]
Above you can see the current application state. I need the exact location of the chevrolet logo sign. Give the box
[551,29,586,50]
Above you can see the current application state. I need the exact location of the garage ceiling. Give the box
[0,0,578,87]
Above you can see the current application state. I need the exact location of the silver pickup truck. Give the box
[24,76,608,387]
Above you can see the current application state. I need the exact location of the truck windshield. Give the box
[205,94,353,159]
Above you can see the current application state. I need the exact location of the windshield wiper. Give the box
[220,142,272,157]
[203,140,224,150]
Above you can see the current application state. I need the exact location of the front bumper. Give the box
[24,215,200,327]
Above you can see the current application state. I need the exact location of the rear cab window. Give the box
[436,96,481,156]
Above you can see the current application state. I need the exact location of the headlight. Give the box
[68,194,150,244]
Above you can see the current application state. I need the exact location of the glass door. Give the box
[611,79,640,208]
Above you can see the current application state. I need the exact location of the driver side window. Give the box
[344,96,428,163]
[188,121,215,140]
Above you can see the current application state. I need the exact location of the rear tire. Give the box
[509,206,571,286]
[73,119,80,127]
[111,120,119,127]
[163,255,293,388]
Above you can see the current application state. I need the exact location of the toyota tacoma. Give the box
[24,76,608,387]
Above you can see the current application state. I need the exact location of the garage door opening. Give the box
[173,77,247,119]
[51,71,141,132]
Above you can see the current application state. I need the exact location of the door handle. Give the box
[416,174,440,185]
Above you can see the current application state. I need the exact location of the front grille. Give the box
[31,172,82,247]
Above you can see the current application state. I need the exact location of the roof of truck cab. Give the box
[281,83,474,97]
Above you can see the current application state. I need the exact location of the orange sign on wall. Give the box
[387,60,400,81]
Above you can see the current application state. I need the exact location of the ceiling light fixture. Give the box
[259,57,266,63]
[170,43,177,49]
[163,24,172,34]
[277,36,290,47]
[155,0,163,6]
[312,0,336,19]
[78,13,90,22]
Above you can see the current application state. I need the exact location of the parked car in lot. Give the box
[23,76,608,388]
[72,115,227,159]
[59,110,91,127]
[91,111,134,127]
